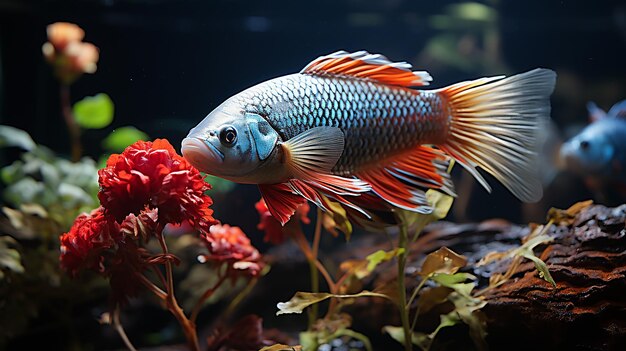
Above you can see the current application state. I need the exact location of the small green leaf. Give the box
[420,247,467,276]
[397,189,454,234]
[431,272,476,286]
[366,248,404,273]
[521,249,557,287]
[0,125,36,150]
[101,126,149,152]
[73,93,114,129]
[276,291,391,315]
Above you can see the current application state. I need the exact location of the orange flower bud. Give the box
[47,22,84,51]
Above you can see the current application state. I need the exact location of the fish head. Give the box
[181,98,280,181]
[559,123,615,176]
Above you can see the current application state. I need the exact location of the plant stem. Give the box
[286,223,337,329]
[308,209,323,327]
[397,223,412,351]
[136,271,167,299]
[190,272,227,324]
[157,232,200,351]
[59,84,82,162]
[113,306,137,351]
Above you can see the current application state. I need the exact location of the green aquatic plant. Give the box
[262,189,466,351]
[0,125,104,346]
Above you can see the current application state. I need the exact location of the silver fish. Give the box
[182,51,556,224]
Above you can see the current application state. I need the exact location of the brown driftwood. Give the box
[344,204,626,350]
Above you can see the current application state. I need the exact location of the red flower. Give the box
[255,198,310,245]
[98,139,217,232]
[60,207,157,304]
[59,207,119,277]
[201,224,263,277]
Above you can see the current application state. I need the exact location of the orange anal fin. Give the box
[356,146,455,212]
[258,183,306,225]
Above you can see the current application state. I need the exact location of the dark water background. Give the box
[0,1,625,349]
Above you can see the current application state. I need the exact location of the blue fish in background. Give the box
[560,100,626,201]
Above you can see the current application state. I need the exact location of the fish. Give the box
[560,100,626,196]
[182,50,556,225]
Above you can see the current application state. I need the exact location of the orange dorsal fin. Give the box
[355,146,455,212]
[300,50,432,87]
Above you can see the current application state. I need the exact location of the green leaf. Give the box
[521,249,557,287]
[276,291,391,315]
[420,247,467,276]
[73,93,114,129]
[431,272,476,286]
[0,125,36,150]
[396,189,454,240]
[101,126,148,152]
[366,248,404,273]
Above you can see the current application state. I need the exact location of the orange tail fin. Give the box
[437,68,556,202]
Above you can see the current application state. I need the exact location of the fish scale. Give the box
[238,73,449,175]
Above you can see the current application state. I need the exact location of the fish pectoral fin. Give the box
[355,146,455,212]
[300,50,432,87]
[281,126,372,195]
[282,126,345,173]
[258,183,307,225]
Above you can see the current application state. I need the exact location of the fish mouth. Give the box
[181,137,224,171]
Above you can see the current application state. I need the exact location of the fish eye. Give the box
[580,140,590,150]
[219,126,237,146]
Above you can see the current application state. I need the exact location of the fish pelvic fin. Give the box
[355,146,455,212]
[301,50,432,87]
[437,68,557,203]
[258,183,306,225]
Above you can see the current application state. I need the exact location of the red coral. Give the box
[202,224,264,277]
[59,207,119,277]
[255,198,310,245]
[98,139,217,233]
